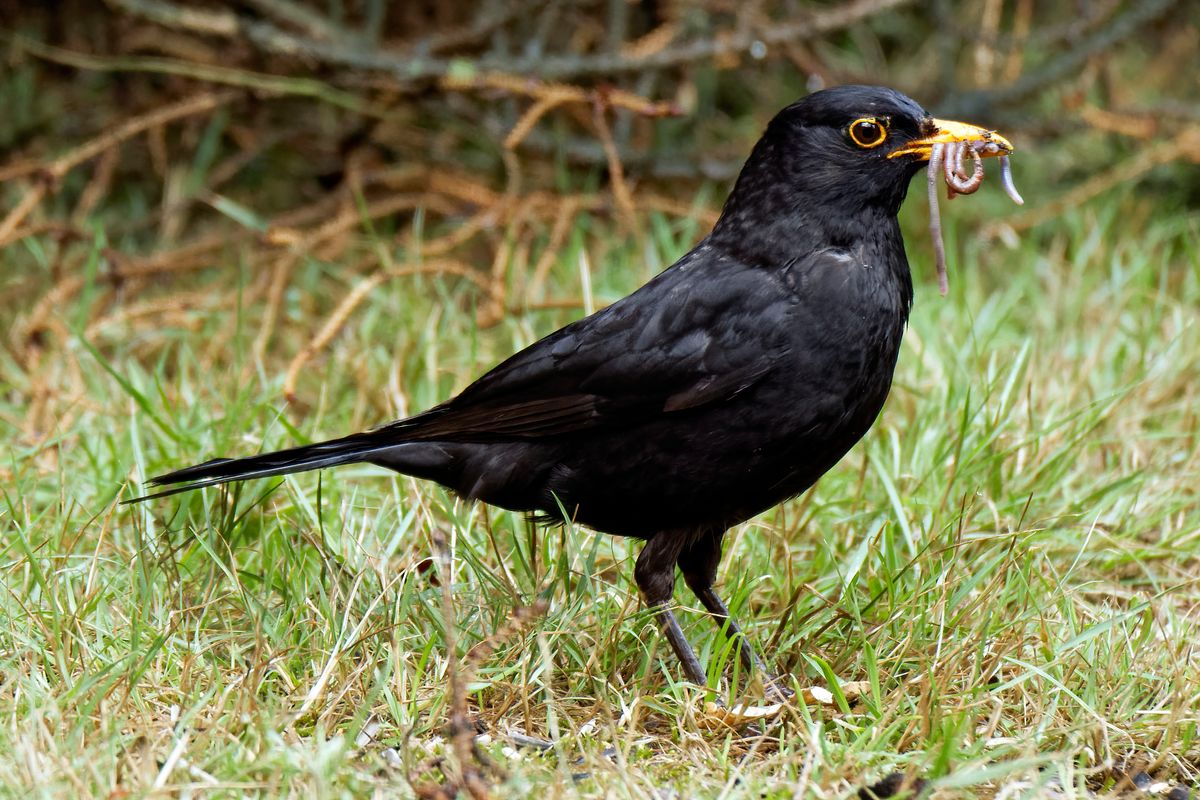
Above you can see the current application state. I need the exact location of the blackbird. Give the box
[129,85,1015,695]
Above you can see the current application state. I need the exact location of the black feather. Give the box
[129,86,987,692]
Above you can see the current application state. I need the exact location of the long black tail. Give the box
[123,430,411,504]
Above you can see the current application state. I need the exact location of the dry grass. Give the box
[4,161,1199,798]
[2,6,1200,797]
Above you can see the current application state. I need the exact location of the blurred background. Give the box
[3,1,1198,428]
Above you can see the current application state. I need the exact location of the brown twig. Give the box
[241,0,346,42]
[101,0,237,36]
[106,0,913,83]
[972,0,1004,86]
[1002,0,1035,85]
[17,37,386,117]
[281,260,492,404]
[1078,105,1158,139]
[254,253,300,363]
[83,290,226,340]
[504,94,577,151]
[637,192,720,229]
[0,184,50,247]
[591,100,638,232]
[444,72,680,120]
[622,22,681,60]
[476,200,529,329]
[939,0,1178,117]
[982,125,1200,238]
[56,90,236,184]
[72,148,122,224]
[0,89,237,247]
[526,197,581,302]
[413,1,542,55]
[410,529,547,800]
[16,231,251,358]
[21,314,89,438]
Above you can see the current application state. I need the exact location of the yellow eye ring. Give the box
[849,117,888,148]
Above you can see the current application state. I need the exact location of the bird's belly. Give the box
[546,339,901,537]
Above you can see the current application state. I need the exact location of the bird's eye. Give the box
[848,117,888,148]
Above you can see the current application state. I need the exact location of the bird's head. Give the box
[713,85,1013,259]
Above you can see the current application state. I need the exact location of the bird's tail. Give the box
[123,430,410,504]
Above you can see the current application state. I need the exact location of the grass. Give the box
[3,151,1200,797]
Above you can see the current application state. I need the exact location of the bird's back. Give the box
[369,230,912,537]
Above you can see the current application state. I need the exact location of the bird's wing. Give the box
[388,245,793,442]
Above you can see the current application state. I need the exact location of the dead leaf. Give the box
[699,700,785,729]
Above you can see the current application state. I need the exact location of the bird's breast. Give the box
[757,249,910,471]
[780,247,908,385]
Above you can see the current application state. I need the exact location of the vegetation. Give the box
[2,2,1198,797]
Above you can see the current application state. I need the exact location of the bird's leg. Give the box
[678,533,792,700]
[634,533,707,688]
[677,532,755,672]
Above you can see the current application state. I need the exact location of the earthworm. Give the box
[924,139,1024,294]
[998,155,1024,205]
[952,141,969,178]
[943,141,961,199]
[927,142,949,295]
[944,141,984,197]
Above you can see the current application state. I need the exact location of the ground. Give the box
[3,158,1199,797]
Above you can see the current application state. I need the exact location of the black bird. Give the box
[129,86,1014,695]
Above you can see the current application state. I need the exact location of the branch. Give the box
[105,0,914,84]
[411,1,543,55]
[982,125,1200,238]
[102,0,238,37]
[241,0,347,42]
[939,0,1180,118]
[16,37,388,117]
[0,89,237,245]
